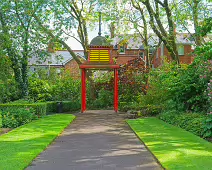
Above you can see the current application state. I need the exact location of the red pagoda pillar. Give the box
[81,69,86,112]
[114,69,118,112]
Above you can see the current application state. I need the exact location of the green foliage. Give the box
[46,101,80,113]
[46,101,57,113]
[119,102,162,116]
[141,52,211,113]
[62,101,81,112]
[51,75,81,101]
[158,111,209,137]
[0,56,20,103]
[28,78,52,102]
[197,17,212,36]
[1,107,37,128]
[88,89,113,109]
[0,103,47,117]
[203,115,212,138]
[137,61,183,111]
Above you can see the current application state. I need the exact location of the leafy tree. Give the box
[173,0,211,46]
[0,1,50,97]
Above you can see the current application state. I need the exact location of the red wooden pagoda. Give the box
[79,13,119,113]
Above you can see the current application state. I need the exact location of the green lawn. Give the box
[127,118,212,170]
[0,114,75,170]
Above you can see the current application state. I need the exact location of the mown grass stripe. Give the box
[127,118,212,170]
[0,114,75,170]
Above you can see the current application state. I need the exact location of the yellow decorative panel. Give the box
[89,50,110,62]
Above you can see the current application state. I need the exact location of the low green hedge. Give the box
[0,101,80,117]
[46,101,80,114]
[0,103,47,117]
[63,101,80,112]
[158,111,209,137]
[46,101,57,113]
[119,102,162,116]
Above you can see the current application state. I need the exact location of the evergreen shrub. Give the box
[1,107,37,128]
[0,103,47,117]
[158,111,209,137]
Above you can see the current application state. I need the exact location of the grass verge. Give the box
[127,118,212,170]
[0,114,75,170]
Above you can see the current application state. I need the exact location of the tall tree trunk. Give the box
[193,0,201,46]
[21,61,29,97]
[141,0,179,64]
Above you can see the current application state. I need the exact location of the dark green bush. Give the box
[1,107,37,128]
[0,103,47,117]
[46,101,80,113]
[88,89,113,109]
[119,102,162,116]
[46,102,57,113]
[28,78,52,102]
[62,101,80,112]
[158,111,209,137]
[203,115,212,138]
[51,77,81,101]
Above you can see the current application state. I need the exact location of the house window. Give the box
[178,45,184,56]
[119,45,125,54]
[139,52,144,59]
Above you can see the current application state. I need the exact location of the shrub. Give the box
[119,102,162,117]
[46,101,57,113]
[51,77,80,101]
[1,107,37,128]
[0,103,47,117]
[203,114,212,138]
[158,111,209,137]
[62,101,81,112]
[46,101,80,114]
[88,89,113,109]
[28,78,52,102]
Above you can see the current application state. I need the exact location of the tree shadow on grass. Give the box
[127,118,212,170]
[0,114,75,170]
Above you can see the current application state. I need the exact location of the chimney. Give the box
[110,22,115,38]
[47,41,55,53]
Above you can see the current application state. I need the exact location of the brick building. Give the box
[28,50,85,79]
[29,33,196,79]
[152,33,195,67]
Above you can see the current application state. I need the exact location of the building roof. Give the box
[111,33,195,49]
[176,33,195,45]
[28,50,84,66]
[90,36,110,46]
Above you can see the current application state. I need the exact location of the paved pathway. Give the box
[27,110,162,170]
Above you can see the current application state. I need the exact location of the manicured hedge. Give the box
[46,101,57,113]
[0,103,47,117]
[158,111,209,137]
[0,101,80,117]
[46,101,80,114]
[119,102,162,116]
[63,101,80,112]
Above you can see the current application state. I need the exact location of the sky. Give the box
[66,22,109,50]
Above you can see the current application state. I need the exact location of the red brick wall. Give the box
[64,59,81,79]
[112,49,145,65]
[152,44,194,67]
[179,45,194,64]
